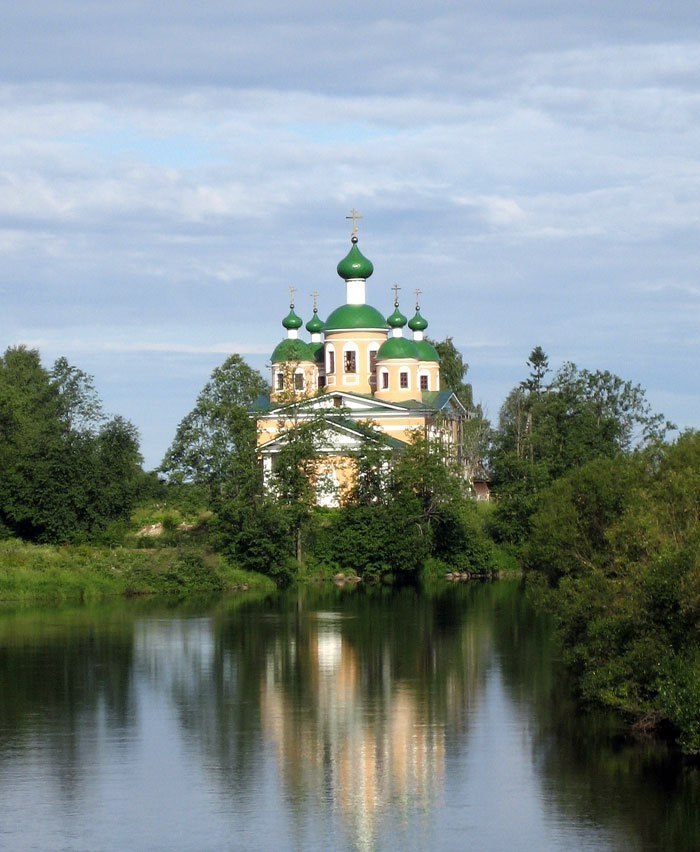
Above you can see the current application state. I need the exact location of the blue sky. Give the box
[2,2,699,468]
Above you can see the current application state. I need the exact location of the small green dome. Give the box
[387,305,407,328]
[306,310,325,334]
[324,303,387,331]
[376,337,419,362]
[408,311,428,332]
[271,338,315,363]
[415,339,440,362]
[337,237,374,281]
[282,309,303,330]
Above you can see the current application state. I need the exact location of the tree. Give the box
[0,346,143,542]
[431,336,473,408]
[488,352,673,544]
[160,354,269,504]
[521,345,549,396]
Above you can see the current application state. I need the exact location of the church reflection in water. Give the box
[257,600,487,848]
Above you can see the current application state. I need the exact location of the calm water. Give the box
[0,582,698,852]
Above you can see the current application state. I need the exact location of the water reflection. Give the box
[0,585,698,852]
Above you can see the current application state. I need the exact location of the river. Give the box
[0,581,698,851]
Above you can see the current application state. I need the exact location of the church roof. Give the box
[270,338,315,363]
[415,339,440,362]
[376,337,419,361]
[324,303,387,332]
[336,237,374,280]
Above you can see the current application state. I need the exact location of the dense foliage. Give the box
[526,433,700,753]
[0,346,144,543]
[489,347,698,753]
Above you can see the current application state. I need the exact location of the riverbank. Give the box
[0,539,276,603]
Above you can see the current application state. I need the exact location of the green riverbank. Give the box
[0,540,276,603]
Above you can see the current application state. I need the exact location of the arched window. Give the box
[276,372,284,391]
[419,373,429,391]
[343,344,358,374]
[400,371,409,389]
[381,370,389,390]
[326,346,336,374]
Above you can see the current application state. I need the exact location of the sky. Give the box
[2,1,699,469]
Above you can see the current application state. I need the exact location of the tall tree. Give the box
[160,354,269,503]
[0,346,143,542]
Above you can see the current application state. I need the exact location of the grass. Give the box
[0,539,275,604]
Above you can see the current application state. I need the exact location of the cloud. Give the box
[2,2,699,467]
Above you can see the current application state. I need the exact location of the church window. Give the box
[420,374,429,391]
[400,371,409,389]
[318,375,326,388]
[381,371,389,390]
[328,349,335,374]
[344,350,357,373]
[294,372,304,391]
[276,372,284,390]
[369,349,377,373]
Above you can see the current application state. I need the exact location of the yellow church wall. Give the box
[374,360,422,403]
[324,330,386,395]
[270,360,319,404]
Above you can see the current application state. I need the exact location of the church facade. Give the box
[253,218,469,506]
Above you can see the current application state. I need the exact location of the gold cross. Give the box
[346,208,362,236]
[288,285,296,307]
[310,289,319,311]
[392,283,401,305]
[414,288,422,308]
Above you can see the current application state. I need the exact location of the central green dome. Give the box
[337,237,374,281]
[324,303,387,332]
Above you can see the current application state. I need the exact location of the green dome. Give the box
[387,306,407,328]
[415,339,440,362]
[309,341,325,363]
[408,311,428,332]
[305,311,325,334]
[271,338,315,363]
[324,303,387,332]
[376,337,419,362]
[337,237,374,281]
[282,309,303,330]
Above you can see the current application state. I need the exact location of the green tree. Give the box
[0,346,143,542]
[488,354,673,544]
[160,354,269,504]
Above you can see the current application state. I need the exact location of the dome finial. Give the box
[414,287,423,312]
[346,207,362,239]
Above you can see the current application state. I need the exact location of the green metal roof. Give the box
[387,306,407,328]
[336,239,374,280]
[324,303,387,331]
[408,311,428,332]
[376,337,419,362]
[282,309,303,330]
[270,338,315,363]
[415,339,440,362]
[305,311,325,334]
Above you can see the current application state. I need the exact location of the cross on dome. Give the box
[346,208,362,237]
[288,285,297,307]
[310,289,319,311]
[392,283,401,305]
[414,288,422,309]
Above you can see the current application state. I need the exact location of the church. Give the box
[252,213,469,506]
